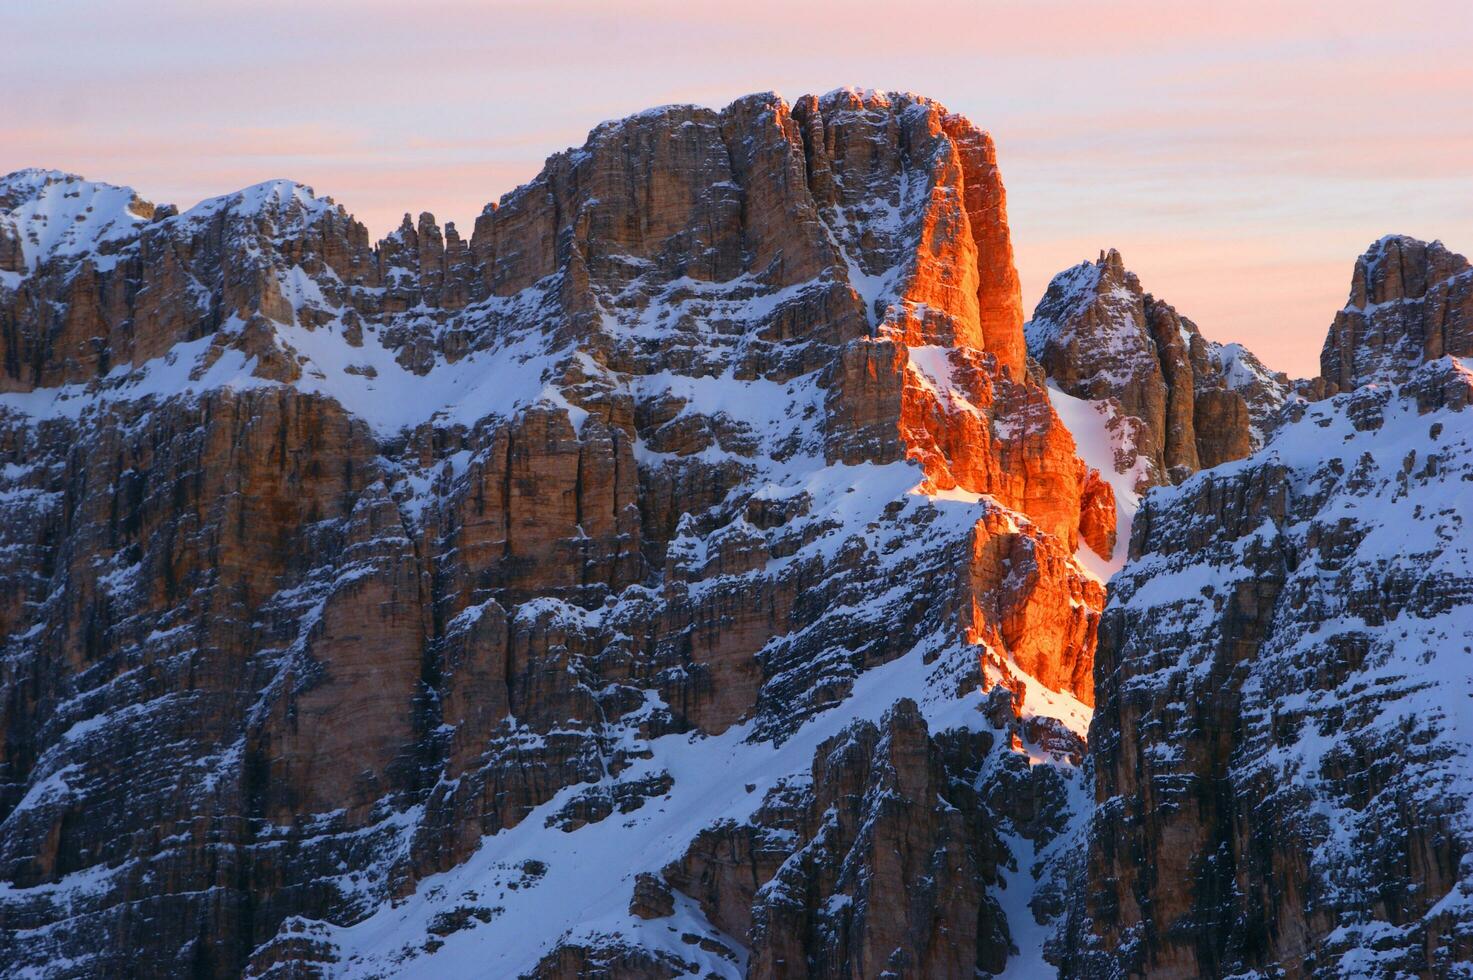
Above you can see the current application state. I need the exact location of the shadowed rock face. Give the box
[1069,236,1473,979]
[663,700,1013,979]
[0,91,1109,977]
[1026,248,1290,490]
[9,93,1463,980]
[1320,234,1473,391]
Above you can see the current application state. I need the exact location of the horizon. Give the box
[7,0,1471,377]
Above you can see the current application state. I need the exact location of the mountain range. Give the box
[1,89,1469,979]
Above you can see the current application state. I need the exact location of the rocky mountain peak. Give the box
[0,90,1121,977]
[1026,247,1288,491]
[1321,233,1472,391]
[1096,245,1125,276]
[1354,233,1466,306]
[0,169,156,273]
[4,85,1468,977]
[1080,239,1473,977]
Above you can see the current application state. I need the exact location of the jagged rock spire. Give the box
[1026,247,1288,489]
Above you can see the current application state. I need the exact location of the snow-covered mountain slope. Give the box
[0,91,1114,978]
[5,91,1468,978]
[1042,387,1147,580]
[1073,238,1473,978]
[0,169,155,276]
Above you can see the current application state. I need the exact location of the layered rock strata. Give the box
[0,90,1109,977]
[1321,234,1473,390]
[1072,237,1473,978]
[1026,248,1290,490]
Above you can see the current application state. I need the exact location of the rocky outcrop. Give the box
[13,90,1462,980]
[667,700,1012,978]
[0,90,1110,977]
[1026,249,1290,489]
[1321,234,1473,390]
[1072,239,1473,978]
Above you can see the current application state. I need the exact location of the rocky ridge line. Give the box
[1025,248,1292,491]
[0,90,1110,978]
[1070,235,1473,978]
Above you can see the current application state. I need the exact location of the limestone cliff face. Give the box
[1321,234,1473,391]
[1070,237,1473,978]
[0,91,1108,977]
[1026,249,1289,490]
[662,700,1011,979]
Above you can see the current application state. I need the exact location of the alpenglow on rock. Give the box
[0,90,1113,978]
[1025,248,1290,491]
[4,96,1469,980]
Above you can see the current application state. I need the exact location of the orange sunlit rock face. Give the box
[965,508,1104,705]
[898,343,1109,708]
[804,91,1115,706]
[0,91,1117,974]
[897,344,1109,554]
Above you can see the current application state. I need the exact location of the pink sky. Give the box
[7,0,1470,376]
